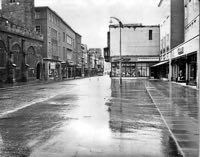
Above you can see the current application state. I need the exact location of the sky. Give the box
[1,0,162,49]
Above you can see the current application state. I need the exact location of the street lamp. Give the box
[110,17,123,86]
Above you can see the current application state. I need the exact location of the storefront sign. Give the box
[112,62,136,68]
[137,57,159,62]
[178,47,184,55]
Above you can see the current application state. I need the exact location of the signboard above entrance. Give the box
[178,47,184,55]
[137,57,159,62]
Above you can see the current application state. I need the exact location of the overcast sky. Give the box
[35,0,161,49]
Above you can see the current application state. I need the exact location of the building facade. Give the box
[156,0,199,88]
[35,7,81,80]
[81,44,88,77]
[88,48,104,76]
[108,24,160,77]
[155,0,184,79]
[74,33,82,77]
[0,0,43,83]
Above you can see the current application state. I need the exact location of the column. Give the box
[21,39,28,82]
[6,36,15,83]
[168,53,172,81]
[185,59,189,85]
[44,61,49,81]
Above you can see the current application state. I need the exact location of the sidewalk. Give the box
[146,80,199,157]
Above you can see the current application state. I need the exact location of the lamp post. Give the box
[110,17,123,86]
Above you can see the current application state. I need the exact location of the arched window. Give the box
[12,44,22,67]
[0,41,7,67]
[27,46,36,68]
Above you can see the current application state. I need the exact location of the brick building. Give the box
[34,7,82,80]
[108,24,160,77]
[0,0,43,83]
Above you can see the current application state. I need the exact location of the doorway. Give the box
[36,63,41,79]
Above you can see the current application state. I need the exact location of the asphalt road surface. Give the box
[0,76,182,157]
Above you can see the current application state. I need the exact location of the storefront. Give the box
[66,60,75,78]
[151,61,169,79]
[43,58,61,80]
[171,56,186,82]
[171,36,199,86]
[187,52,197,85]
[111,62,157,77]
[61,62,67,78]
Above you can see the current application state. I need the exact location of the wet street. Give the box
[0,76,198,157]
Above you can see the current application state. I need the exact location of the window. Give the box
[51,28,57,40]
[35,26,41,34]
[35,11,40,19]
[63,32,65,42]
[166,34,169,43]
[67,36,72,45]
[58,32,61,42]
[10,0,16,3]
[160,39,163,49]
[49,13,51,21]
[149,30,152,40]
[63,47,65,60]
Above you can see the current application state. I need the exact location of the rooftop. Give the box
[109,23,159,28]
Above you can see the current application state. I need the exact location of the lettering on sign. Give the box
[137,57,159,62]
[178,47,184,55]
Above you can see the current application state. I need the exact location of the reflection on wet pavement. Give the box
[0,76,189,156]
[147,80,199,157]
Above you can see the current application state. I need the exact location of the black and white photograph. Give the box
[0,0,199,156]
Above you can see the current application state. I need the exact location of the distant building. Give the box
[88,48,104,76]
[108,24,160,77]
[155,0,199,88]
[34,6,81,80]
[0,0,43,83]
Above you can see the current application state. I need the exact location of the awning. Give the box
[151,61,169,67]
